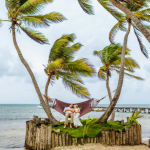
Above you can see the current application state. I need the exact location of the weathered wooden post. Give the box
[40,124,45,150]
[128,127,132,146]
[105,130,110,145]
[119,129,123,145]
[25,121,29,148]
[115,131,119,145]
[125,126,129,145]
[131,126,134,145]
[91,138,93,143]
[62,133,66,146]
[36,127,40,150]
[137,124,141,144]
[81,138,84,145]
[47,125,52,148]
[59,135,62,146]
[33,124,37,149]
[94,137,96,143]
[111,129,115,145]
[65,133,69,146]
[52,132,55,148]
[122,132,126,145]
[101,130,106,144]
[55,133,59,147]
[87,137,91,143]
[133,123,137,145]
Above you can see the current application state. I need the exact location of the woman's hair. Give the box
[75,105,79,108]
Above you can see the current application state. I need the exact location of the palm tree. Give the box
[44,34,95,124]
[96,0,149,124]
[93,44,143,121]
[0,0,66,125]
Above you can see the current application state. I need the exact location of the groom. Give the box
[63,104,74,129]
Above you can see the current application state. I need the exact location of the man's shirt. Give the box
[63,107,73,114]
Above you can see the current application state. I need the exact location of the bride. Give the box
[73,105,83,128]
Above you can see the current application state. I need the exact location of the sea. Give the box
[0,104,150,150]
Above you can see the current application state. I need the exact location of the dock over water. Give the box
[94,106,150,113]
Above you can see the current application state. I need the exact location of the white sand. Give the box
[51,143,149,150]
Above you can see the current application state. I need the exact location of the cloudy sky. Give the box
[0,0,150,104]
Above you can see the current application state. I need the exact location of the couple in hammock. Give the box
[63,104,83,129]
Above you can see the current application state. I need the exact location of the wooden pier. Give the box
[94,106,150,113]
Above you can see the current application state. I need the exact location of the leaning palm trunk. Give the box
[96,22,131,124]
[109,0,150,43]
[12,23,58,125]
[106,73,115,121]
[44,74,58,124]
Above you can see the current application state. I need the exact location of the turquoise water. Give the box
[0,104,150,149]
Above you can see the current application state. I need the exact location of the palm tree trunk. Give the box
[12,23,58,125]
[106,73,115,121]
[109,0,150,43]
[96,22,131,124]
[44,74,58,124]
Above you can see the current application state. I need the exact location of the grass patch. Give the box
[50,119,129,138]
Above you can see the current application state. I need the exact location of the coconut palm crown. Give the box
[98,0,150,58]
[0,0,66,44]
[44,33,95,99]
[93,43,143,81]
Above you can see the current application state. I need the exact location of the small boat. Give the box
[38,105,43,109]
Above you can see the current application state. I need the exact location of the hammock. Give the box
[43,90,115,117]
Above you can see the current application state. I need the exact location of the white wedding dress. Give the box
[73,108,83,127]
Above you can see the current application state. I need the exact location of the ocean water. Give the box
[0,104,150,149]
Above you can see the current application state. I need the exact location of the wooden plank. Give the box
[139,125,142,144]
[59,135,62,146]
[131,126,134,145]
[133,123,137,145]
[137,124,141,145]
[119,130,122,145]
[75,138,77,145]
[33,126,37,149]
[81,138,84,145]
[55,133,58,147]
[84,138,87,144]
[25,121,29,147]
[62,133,66,146]
[68,137,71,146]
[87,137,91,143]
[128,127,132,145]
[125,126,129,145]
[115,132,119,145]
[101,130,106,144]
[94,137,96,143]
[99,137,102,144]
[91,138,93,143]
[47,125,52,148]
[106,130,110,145]
[122,132,126,145]
[36,127,40,150]
[40,124,45,150]
[111,130,115,145]
[65,133,69,146]
[45,125,48,149]
[52,132,55,148]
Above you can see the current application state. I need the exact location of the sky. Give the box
[0,0,150,104]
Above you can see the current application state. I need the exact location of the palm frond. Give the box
[78,0,94,15]
[27,12,67,24]
[115,69,144,80]
[17,0,53,15]
[133,27,148,58]
[98,0,125,21]
[5,0,20,10]
[61,33,76,42]
[57,71,83,84]
[19,26,49,44]
[47,58,64,73]
[49,38,69,61]
[66,59,95,77]
[109,21,127,44]
[98,68,106,80]
[62,77,90,98]
[19,16,49,28]
[137,8,150,15]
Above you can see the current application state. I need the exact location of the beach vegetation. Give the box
[94,43,143,122]
[96,0,149,124]
[44,33,95,124]
[128,109,143,125]
[51,118,129,138]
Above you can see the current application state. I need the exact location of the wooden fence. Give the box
[25,116,142,150]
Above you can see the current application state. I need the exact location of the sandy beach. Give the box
[51,143,149,150]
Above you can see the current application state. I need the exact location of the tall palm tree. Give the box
[44,34,95,124]
[0,0,66,125]
[96,0,149,124]
[94,44,143,121]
